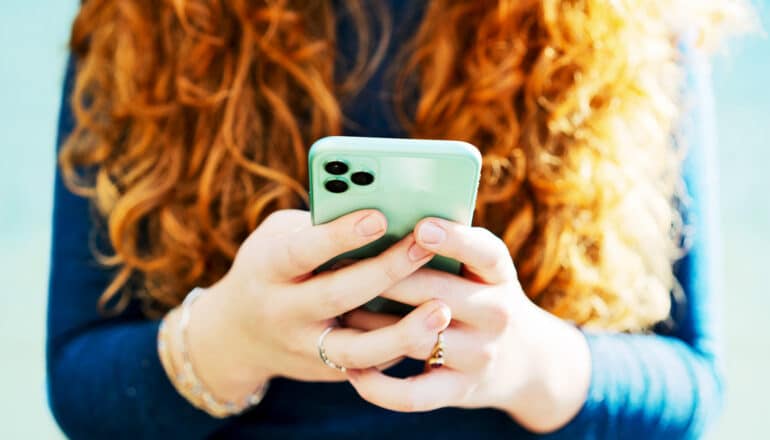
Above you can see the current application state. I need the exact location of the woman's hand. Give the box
[163,209,452,406]
[342,218,592,433]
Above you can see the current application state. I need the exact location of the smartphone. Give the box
[309,136,482,312]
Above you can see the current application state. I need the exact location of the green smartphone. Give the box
[308,136,482,312]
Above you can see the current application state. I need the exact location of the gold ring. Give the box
[318,325,346,372]
[425,330,445,370]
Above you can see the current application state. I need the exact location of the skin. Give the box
[162,209,591,433]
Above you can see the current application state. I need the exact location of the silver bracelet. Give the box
[176,287,269,418]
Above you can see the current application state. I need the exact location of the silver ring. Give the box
[318,325,346,372]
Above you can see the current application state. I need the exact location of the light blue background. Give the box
[0,1,767,438]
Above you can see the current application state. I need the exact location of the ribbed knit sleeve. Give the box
[46,58,228,439]
[549,45,725,440]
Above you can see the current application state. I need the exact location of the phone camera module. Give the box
[351,171,374,186]
[325,179,348,193]
[325,161,348,175]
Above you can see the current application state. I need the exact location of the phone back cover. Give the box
[309,136,482,312]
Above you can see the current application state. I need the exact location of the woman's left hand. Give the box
[343,218,592,433]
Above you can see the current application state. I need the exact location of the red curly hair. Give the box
[61,0,747,330]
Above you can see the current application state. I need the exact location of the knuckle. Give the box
[404,334,429,357]
[234,234,266,268]
[418,331,439,356]
[261,210,283,227]
[262,209,299,229]
[321,289,348,315]
[475,228,511,268]
[487,302,514,332]
[334,346,358,369]
[316,276,348,314]
[382,261,405,285]
[483,227,506,249]
[284,241,307,270]
[496,244,513,265]
[477,343,497,366]
[403,317,434,354]
[478,250,503,272]
[324,224,351,249]
[397,325,421,354]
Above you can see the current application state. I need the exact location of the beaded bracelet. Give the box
[157,287,269,418]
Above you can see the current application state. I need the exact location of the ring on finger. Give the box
[318,324,347,372]
[425,330,446,370]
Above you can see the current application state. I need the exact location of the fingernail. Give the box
[408,242,433,262]
[425,305,451,330]
[355,213,385,237]
[418,222,446,246]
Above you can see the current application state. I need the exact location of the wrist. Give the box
[187,284,272,401]
[504,309,591,433]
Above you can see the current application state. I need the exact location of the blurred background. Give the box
[0,1,767,438]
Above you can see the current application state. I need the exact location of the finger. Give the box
[345,310,489,372]
[264,209,387,281]
[414,218,515,284]
[302,234,435,319]
[381,268,504,327]
[347,367,470,413]
[321,300,451,370]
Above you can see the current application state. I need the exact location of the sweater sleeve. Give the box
[45,58,229,439]
[547,47,725,439]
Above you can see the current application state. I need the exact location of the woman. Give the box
[47,0,747,438]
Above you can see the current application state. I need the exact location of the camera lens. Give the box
[351,171,374,186]
[325,179,348,193]
[325,161,348,175]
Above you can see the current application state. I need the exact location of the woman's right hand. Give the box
[164,209,452,405]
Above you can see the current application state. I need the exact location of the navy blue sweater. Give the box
[46,3,725,439]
